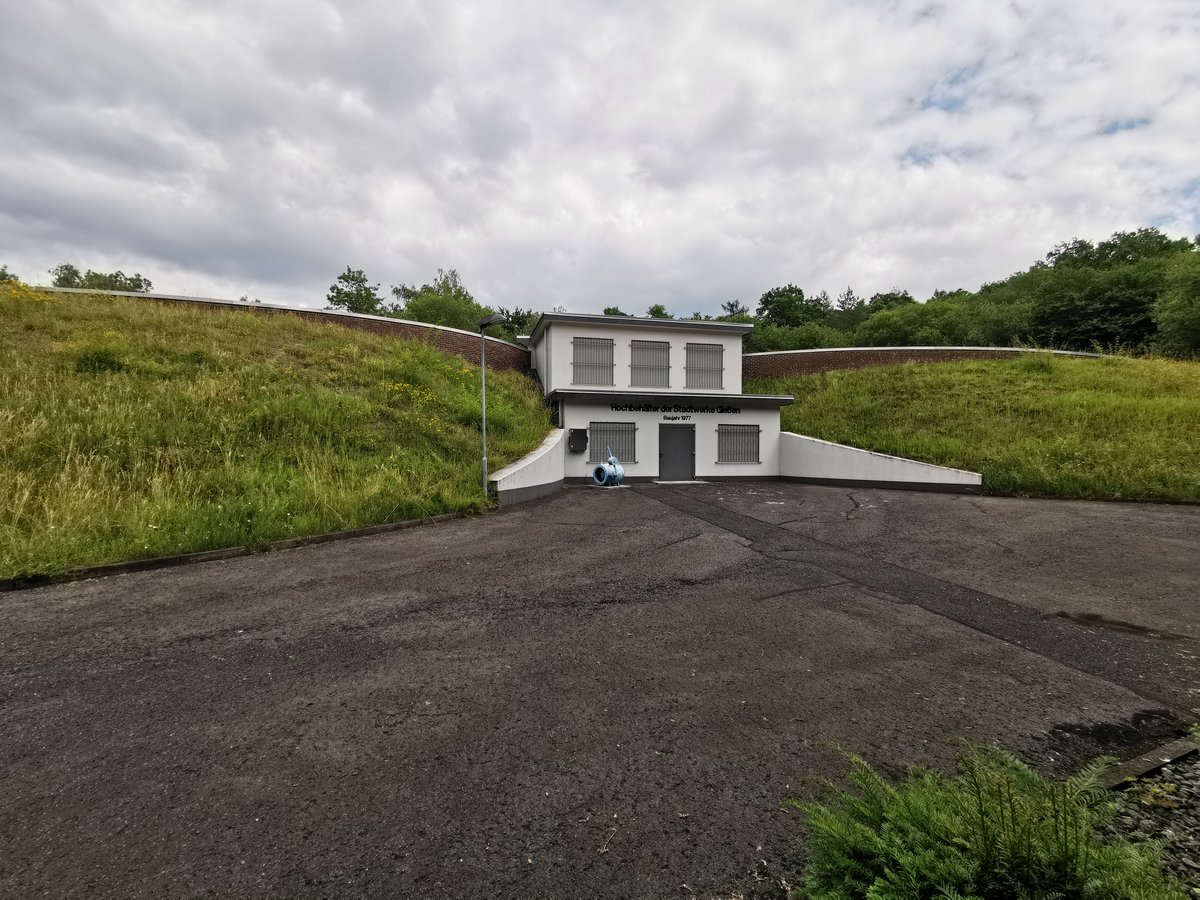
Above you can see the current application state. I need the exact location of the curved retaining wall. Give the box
[489,429,566,505]
[743,346,1101,379]
[39,287,531,371]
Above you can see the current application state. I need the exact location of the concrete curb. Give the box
[0,511,475,594]
[1106,737,1199,789]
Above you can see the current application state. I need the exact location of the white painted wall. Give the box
[779,432,982,489]
[489,429,566,504]
[535,321,744,396]
[561,401,781,480]
[532,334,546,387]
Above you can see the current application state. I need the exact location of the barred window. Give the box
[572,337,614,385]
[717,424,760,464]
[630,339,670,388]
[685,342,723,389]
[588,421,637,463]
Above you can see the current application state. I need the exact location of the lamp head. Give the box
[478,313,509,330]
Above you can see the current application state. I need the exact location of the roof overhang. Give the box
[547,389,793,409]
[521,312,753,346]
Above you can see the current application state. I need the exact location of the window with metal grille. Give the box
[588,421,637,463]
[630,340,670,388]
[685,342,724,389]
[717,424,760,464]
[571,337,614,385]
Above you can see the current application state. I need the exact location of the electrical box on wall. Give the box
[567,428,588,454]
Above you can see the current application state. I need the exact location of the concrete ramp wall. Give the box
[780,432,982,493]
[489,430,566,505]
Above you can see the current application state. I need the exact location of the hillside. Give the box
[0,283,551,580]
[749,354,1200,502]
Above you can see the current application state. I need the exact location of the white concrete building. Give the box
[489,312,984,504]
[521,313,793,483]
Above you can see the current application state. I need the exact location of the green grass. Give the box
[749,354,1200,502]
[0,283,551,580]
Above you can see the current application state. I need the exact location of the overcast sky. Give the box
[2,1,1197,315]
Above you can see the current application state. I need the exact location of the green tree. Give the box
[720,299,749,318]
[864,290,916,317]
[1028,264,1164,350]
[50,263,81,287]
[50,263,153,292]
[0,265,17,282]
[1153,252,1200,354]
[646,303,673,319]
[392,268,492,331]
[495,306,539,337]
[1048,227,1193,269]
[835,287,862,311]
[326,266,384,314]
[928,288,971,302]
[1045,237,1098,269]
[756,284,830,327]
[602,306,629,316]
[854,296,1032,347]
[84,270,152,292]
[828,286,867,332]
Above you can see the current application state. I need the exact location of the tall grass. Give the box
[750,354,1200,501]
[0,284,551,580]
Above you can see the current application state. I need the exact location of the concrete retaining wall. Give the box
[38,287,530,372]
[743,346,1101,379]
[489,430,566,505]
[779,432,982,493]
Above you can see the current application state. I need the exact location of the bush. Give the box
[1153,253,1200,355]
[853,298,1032,348]
[744,322,846,353]
[1027,263,1165,351]
[50,263,153,293]
[794,747,1183,899]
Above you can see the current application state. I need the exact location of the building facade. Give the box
[521,313,793,482]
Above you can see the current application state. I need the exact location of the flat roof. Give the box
[547,389,793,409]
[521,312,753,345]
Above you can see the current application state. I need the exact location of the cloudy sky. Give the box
[2,1,1197,315]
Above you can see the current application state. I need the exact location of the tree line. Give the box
[624,227,1197,356]
[324,266,538,343]
[8,225,1197,356]
[1,263,155,292]
[328,228,1198,356]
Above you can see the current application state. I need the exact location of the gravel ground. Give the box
[1110,751,1200,896]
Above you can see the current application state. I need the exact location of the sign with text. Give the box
[609,403,741,414]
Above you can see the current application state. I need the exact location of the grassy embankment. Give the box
[749,353,1200,502]
[0,283,551,580]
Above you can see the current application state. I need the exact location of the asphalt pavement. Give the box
[2,482,1197,898]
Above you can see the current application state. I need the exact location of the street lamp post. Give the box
[477,313,510,498]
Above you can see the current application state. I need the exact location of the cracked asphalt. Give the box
[2,482,1197,898]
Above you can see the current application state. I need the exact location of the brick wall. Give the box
[260,306,530,371]
[43,288,531,371]
[742,347,1099,379]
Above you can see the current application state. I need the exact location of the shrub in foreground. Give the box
[794,747,1183,899]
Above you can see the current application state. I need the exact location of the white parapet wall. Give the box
[489,429,567,506]
[779,432,982,493]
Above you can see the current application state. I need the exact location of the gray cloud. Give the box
[1,0,1197,312]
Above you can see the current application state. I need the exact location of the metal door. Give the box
[658,425,695,480]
